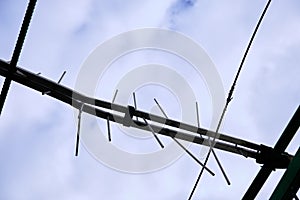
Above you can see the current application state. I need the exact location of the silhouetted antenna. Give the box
[0,0,299,199]
[0,59,297,197]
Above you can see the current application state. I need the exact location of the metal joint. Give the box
[123,105,135,127]
[256,144,292,169]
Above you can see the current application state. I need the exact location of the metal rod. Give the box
[142,118,164,148]
[75,103,85,156]
[195,102,204,140]
[57,71,66,84]
[154,98,168,118]
[133,92,138,121]
[212,149,231,185]
[191,106,230,199]
[153,97,215,174]
[112,89,118,103]
[0,60,260,151]
[107,115,111,142]
[196,102,200,128]
[172,137,214,176]
[133,92,137,109]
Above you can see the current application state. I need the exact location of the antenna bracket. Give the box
[256,144,292,169]
[123,105,135,127]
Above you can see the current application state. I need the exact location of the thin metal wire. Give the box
[143,118,164,148]
[172,136,215,176]
[189,0,273,198]
[0,0,38,115]
[154,98,214,175]
[154,98,168,118]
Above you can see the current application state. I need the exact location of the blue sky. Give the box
[0,0,299,199]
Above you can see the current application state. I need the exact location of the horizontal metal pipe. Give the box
[0,59,260,158]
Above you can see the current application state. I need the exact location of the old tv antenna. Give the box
[0,0,299,199]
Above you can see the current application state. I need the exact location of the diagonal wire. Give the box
[154,98,168,118]
[57,71,66,84]
[143,118,165,148]
[196,102,225,174]
[154,98,214,176]
[188,0,273,199]
[134,93,164,148]
[171,136,215,176]
[0,0,38,115]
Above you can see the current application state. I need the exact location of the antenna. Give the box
[0,59,297,197]
[0,0,299,199]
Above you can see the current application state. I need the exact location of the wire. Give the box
[0,0,38,115]
[189,0,273,199]
[153,98,214,175]
[143,118,165,148]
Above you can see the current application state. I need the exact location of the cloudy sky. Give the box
[0,0,299,199]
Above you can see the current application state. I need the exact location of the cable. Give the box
[0,0,38,114]
[189,0,273,199]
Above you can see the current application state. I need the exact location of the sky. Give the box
[0,0,300,199]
